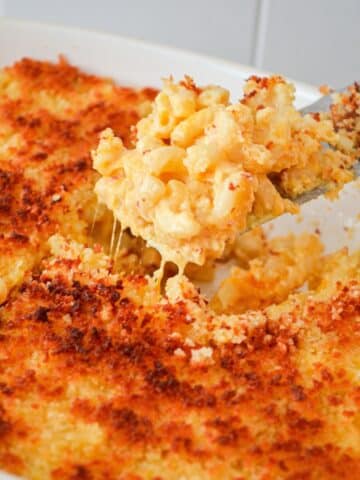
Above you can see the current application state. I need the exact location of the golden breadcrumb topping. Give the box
[329,82,360,154]
[0,234,359,480]
[0,57,156,303]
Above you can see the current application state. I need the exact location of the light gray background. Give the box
[1,0,359,87]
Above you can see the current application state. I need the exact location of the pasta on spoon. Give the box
[93,75,354,271]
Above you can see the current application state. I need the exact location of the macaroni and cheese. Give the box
[1,58,359,480]
[93,76,355,270]
[212,230,323,313]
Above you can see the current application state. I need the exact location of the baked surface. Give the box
[0,59,359,480]
[0,57,156,303]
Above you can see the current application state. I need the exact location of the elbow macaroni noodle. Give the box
[93,76,355,269]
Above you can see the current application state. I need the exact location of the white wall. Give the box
[261,0,360,88]
[2,0,359,87]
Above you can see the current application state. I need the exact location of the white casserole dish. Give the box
[0,17,359,480]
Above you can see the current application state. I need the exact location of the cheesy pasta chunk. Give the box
[93,76,354,269]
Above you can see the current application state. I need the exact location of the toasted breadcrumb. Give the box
[0,57,156,303]
[0,235,359,479]
[330,82,360,155]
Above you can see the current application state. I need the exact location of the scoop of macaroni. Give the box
[93,76,353,269]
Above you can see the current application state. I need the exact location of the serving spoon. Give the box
[291,86,359,205]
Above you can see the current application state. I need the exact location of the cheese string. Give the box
[90,201,99,235]
[109,214,117,257]
[114,224,123,260]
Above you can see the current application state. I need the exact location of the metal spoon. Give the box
[293,86,359,205]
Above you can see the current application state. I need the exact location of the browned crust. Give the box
[0,58,156,299]
[0,251,359,478]
[0,59,359,480]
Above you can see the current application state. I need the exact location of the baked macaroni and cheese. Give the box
[93,76,356,270]
[0,58,359,480]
